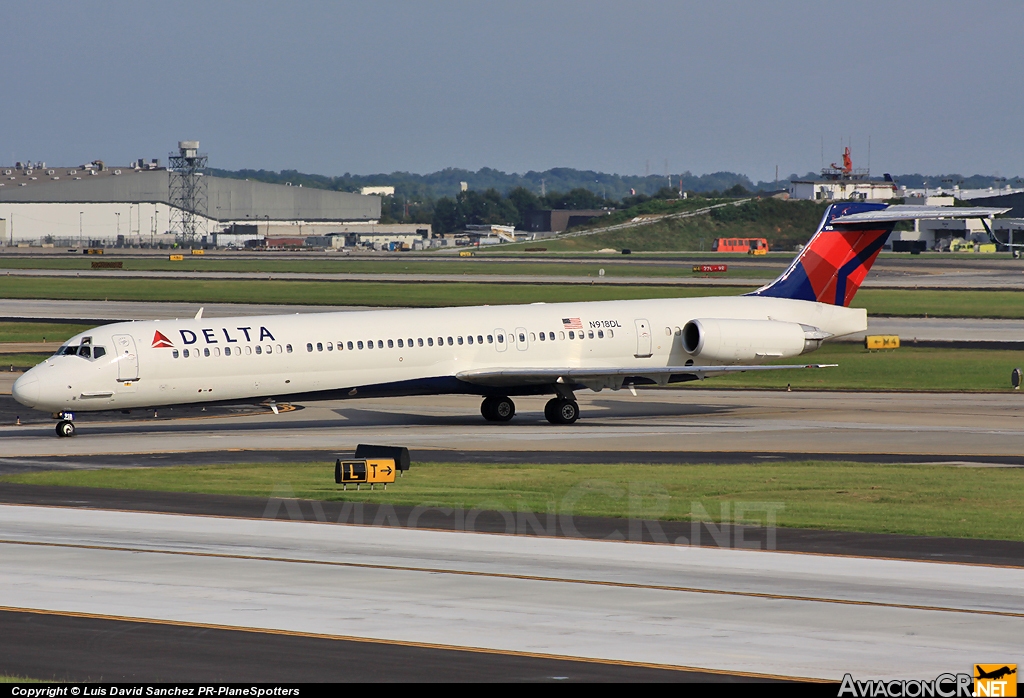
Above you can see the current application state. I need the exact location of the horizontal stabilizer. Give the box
[830,205,1009,225]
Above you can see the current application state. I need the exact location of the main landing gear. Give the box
[479,392,581,425]
[481,395,516,422]
[55,412,76,438]
[544,397,579,425]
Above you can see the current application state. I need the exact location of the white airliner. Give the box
[12,202,1007,437]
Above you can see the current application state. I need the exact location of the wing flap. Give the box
[456,364,836,388]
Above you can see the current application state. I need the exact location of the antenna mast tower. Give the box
[168,140,208,243]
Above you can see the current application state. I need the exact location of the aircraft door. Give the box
[113,334,140,381]
[514,326,529,351]
[494,328,507,352]
[634,319,652,358]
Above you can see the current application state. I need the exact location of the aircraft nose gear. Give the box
[481,395,515,422]
[55,412,76,437]
[544,397,580,425]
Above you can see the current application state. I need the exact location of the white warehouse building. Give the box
[0,160,380,247]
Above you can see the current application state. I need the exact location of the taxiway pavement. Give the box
[2,391,1024,459]
[2,504,1019,681]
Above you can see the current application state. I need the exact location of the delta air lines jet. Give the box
[12,202,1006,437]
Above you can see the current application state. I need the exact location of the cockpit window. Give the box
[78,346,92,358]
[59,343,106,359]
[93,347,106,359]
[61,345,78,356]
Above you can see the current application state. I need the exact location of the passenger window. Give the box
[336,342,343,351]
[437,337,443,346]
[256,346,262,355]
[277,345,283,353]
[497,334,503,343]
[487,335,493,344]
[357,341,364,349]
[367,340,373,350]
[447,337,453,346]
[568,331,574,339]
[427,337,434,346]
[172,349,179,359]
[418,338,424,347]
[183,349,190,358]
[467,336,473,345]
[267,345,273,354]
[204,347,211,356]
[548,332,555,341]
[398,339,404,348]
[378,340,384,349]
[215,347,221,356]
[588,330,594,339]
[665,327,672,336]
[224,347,231,356]
[559,331,565,340]
[529,332,535,341]
[598,330,604,338]
[287,344,293,353]
[477,335,483,344]
[519,333,526,343]
[245,346,252,355]
[539,333,545,341]
[388,339,394,348]
[316,343,323,352]
[306,343,313,352]
[608,329,614,338]
[408,338,414,347]
[457,336,463,345]
[326,343,332,351]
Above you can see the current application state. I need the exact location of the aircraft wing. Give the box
[456,363,836,389]
[831,205,1010,224]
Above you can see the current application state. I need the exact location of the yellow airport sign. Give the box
[191,248,205,255]
[335,458,397,490]
[865,335,900,350]
[169,254,184,261]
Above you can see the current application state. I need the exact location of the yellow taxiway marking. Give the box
[2,538,1022,620]
[0,604,812,682]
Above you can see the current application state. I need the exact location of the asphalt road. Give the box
[3,504,1020,681]
[3,390,1024,459]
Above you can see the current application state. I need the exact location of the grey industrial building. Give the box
[0,159,380,247]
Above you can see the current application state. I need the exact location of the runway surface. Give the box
[3,390,1024,459]
[1,504,1019,681]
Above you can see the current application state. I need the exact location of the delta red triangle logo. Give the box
[152,330,174,348]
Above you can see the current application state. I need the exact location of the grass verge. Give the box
[4,460,1022,541]
[709,343,1021,391]
[0,322,94,343]
[2,276,1022,317]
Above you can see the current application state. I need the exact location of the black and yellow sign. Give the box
[169,254,184,261]
[974,664,1017,697]
[191,248,205,255]
[335,458,397,490]
[865,335,900,350]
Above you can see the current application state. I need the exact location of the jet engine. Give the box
[681,318,831,363]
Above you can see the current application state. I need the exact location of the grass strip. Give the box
[2,276,1022,317]
[709,343,1021,392]
[0,322,94,343]
[5,460,1022,541]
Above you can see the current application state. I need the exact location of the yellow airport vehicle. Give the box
[169,254,184,261]
[83,248,103,255]
[459,250,474,257]
[191,248,205,255]
[865,335,900,350]
[335,458,397,490]
[976,243,997,253]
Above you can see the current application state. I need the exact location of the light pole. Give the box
[115,211,120,243]
[79,211,83,248]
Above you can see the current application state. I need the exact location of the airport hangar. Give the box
[0,158,381,248]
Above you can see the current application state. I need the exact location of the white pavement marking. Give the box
[0,505,1020,680]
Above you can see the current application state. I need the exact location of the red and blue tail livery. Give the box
[750,202,893,307]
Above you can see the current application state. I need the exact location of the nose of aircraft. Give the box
[12,372,40,408]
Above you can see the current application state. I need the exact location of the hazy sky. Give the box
[3,1,1021,180]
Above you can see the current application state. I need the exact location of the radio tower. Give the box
[168,140,208,244]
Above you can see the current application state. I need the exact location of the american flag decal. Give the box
[562,317,583,329]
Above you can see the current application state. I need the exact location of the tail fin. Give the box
[749,202,894,306]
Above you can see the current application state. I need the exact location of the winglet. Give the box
[195,307,204,320]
